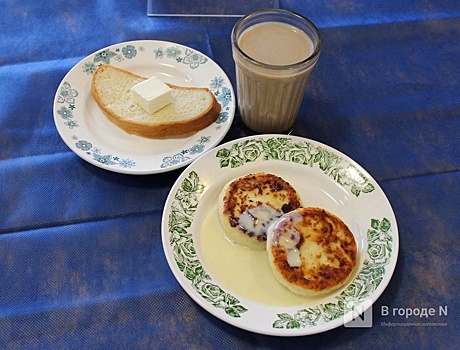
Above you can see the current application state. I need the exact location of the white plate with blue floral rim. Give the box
[53,40,235,174]
[162,134,399,336]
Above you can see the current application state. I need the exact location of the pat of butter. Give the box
[131,77,172,114]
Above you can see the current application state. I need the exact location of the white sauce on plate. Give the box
[200,207,314,306]
[237,203,282,239]
[269,212,302,267]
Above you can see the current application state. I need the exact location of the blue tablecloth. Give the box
[1,1,459,348]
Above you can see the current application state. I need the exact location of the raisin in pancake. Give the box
[218,173,302,250]
[266,207,357,296]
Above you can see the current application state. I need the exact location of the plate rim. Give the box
[161,134,399,336]
[53,39,235,175]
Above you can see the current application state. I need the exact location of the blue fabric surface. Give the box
[1,0,459,349]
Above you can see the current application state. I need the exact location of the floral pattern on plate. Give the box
[167,171,248,318]
[53,40,235,174]
[162,135,399,336]
[168,172,393,325]
[216,137,375,197]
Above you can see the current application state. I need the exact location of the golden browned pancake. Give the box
[218,173,302,250]
[266,207,357,296]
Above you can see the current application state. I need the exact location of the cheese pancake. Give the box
[266,207,357,296]
[218,173,302,250]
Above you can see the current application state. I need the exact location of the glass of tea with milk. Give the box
[232,9,321,133]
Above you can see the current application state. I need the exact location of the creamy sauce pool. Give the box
[200,206,312,306]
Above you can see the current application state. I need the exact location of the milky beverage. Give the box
[234,21,316,133]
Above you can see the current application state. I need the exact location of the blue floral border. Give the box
[55,42,234,171]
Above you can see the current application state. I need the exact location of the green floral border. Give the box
[216,137,375,197]
[168,175,393,325]
[168,171,248,317]
[168,139,395,330]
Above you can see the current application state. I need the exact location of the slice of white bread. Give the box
[91,65,221,138]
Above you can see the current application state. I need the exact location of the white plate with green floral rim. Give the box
[162,134,398,336]
[53,40,235,174]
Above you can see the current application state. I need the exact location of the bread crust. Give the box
[91,65,221,138]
